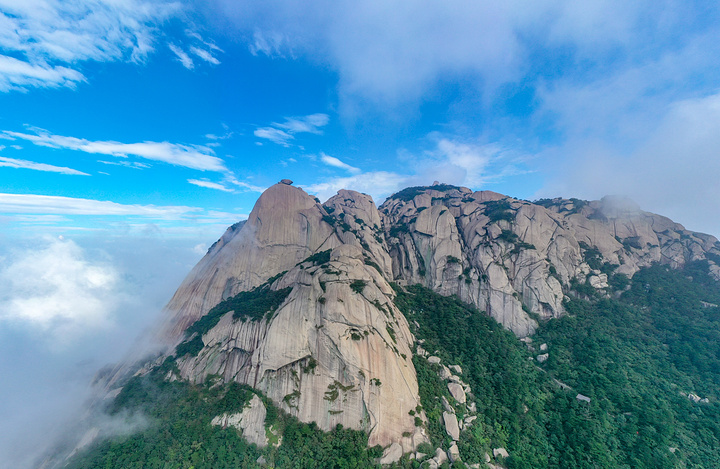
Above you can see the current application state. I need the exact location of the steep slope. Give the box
[164,182,425,451]
[162,181,338,339]
[66,181,720,468]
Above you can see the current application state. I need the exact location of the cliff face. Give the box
[159,181,720,450]
[165,182,425,450]
[380,186,720,336]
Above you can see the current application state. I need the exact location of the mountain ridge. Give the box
[62,180,720,468]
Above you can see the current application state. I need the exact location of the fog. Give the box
[0,233,208,468]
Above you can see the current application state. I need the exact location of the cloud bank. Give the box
[4,128,227,171]
[0,0,180,91]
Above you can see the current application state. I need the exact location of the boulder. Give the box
[428,356,442,364]
[449,364,462,374]
[537,353,549,363]
[380,442,403,464]
[448,442,461,462]
[211,394,268,447]
[441,396,454,413]
[448,383,467,404]
[493,447,509,459]
[434,447,448,465]
[443,411,460,440]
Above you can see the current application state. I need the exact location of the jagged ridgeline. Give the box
[64,181,720,468]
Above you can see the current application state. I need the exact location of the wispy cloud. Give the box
[275,114,329,134]
[0,193,201,218]
[320,153,360,173]
[168,43,194,69]
[254,113,329,146]
[0,54,85,92]
[97,160,151,170]
[0,0,179,91]
[190,46,221,65]
[187,179,233,192]
[0,156,89,175]
[305,135,523,202]
[4,128,227,172]
[226,176,266,193]
[249,30,292,58]
[254,127,294,146]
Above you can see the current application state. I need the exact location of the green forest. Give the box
[67,260,720,468]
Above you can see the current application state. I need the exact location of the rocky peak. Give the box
[152,181,720,457]
[162,183,336,339]
[380,185,720,337]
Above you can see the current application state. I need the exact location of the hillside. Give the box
[55,181,720,468]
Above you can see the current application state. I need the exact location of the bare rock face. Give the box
[162,183,339,340]
[380,186,720,337]
[153,182,720,456]
[443,411,460,440]
[211,394,268,447]
[165,185,425,451]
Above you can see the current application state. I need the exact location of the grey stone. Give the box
[448,443,461,462]
[494,447,509,459]
[443,411,460,440]
[380,442,403,464]
[448,382,467,404]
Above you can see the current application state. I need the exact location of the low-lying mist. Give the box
[0,233,208,469]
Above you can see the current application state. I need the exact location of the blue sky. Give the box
[2,0,719,242]
[2,2,720,465]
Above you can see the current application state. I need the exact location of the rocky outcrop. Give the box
[211,394,269,447]
[153,181,720,456]
[162,182,340,340]
[380,186,720,336]
[164,184,425,451]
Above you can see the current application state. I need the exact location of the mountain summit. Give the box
[161,182,720,450]
[61,181,720,468]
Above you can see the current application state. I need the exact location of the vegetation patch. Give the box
[298,250,332,267]
[67,367,383,469]
[483,199,515,223]
[350,279,367,294]
[387,184,460,202]
[175,281,292,358]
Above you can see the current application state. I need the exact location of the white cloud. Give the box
[168,43,194,69]
[305,135,522,202]
[187,178,233,192]
[538,91,720,238]
[254,113,329,146]
[320,153,360,174]
[304,171,410,203]
[275,113,329,134]
[190,46,220,65]
[0,193,201,218]
[0,54,85,91]
[254,127,294,146]
[0,237,118,342]
[97,160,150,169]
[4,128,227,172]
[0,156,89,175]
[0,0,180,91]
[212,0,719,120]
